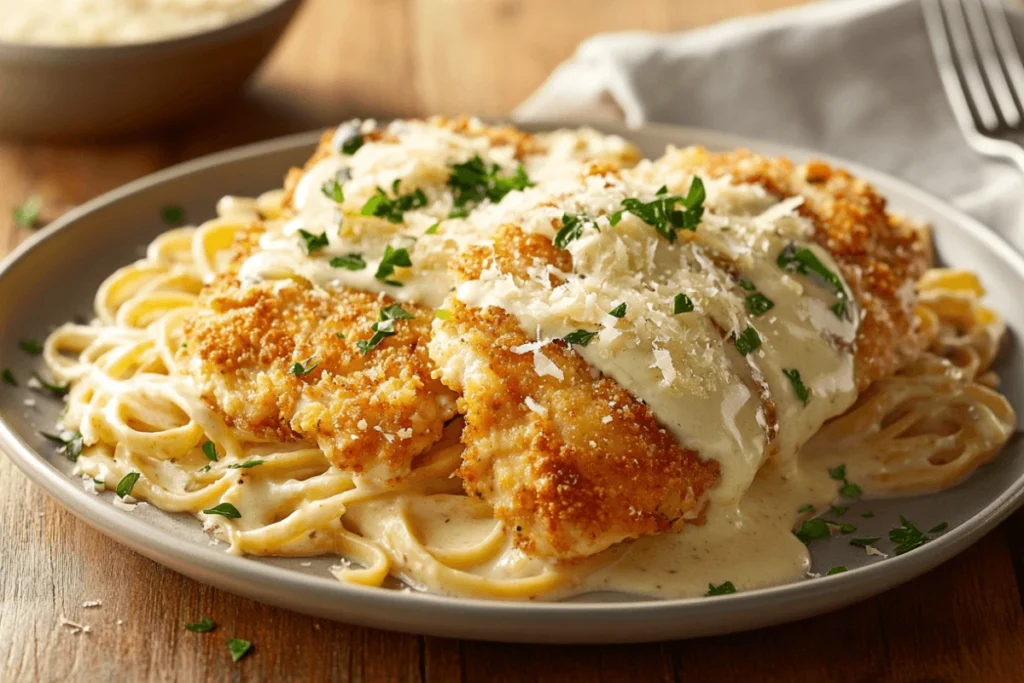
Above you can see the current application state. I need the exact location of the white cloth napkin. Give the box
[515,0,1024,250]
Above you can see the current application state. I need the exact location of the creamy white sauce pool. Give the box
[0,0,280,46]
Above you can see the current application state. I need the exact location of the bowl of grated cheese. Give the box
[0,0,303,141]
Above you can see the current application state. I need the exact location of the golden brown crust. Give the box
[181,279,457,483]
[665,147,930,389]
[433,299,719,561]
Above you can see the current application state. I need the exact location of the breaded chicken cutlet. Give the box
[431,149,930,563]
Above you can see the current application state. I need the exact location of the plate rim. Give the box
[2,120,1024,641]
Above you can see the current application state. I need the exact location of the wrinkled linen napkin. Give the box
[515,0,1024,250]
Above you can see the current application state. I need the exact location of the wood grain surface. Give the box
[3,1,1024,681]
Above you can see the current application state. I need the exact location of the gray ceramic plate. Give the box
[1,122,1022,644]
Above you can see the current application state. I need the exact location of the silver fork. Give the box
[923,0,1024,171]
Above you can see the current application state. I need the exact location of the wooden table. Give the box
[3,1,1023,680]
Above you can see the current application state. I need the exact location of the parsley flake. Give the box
[562,329,597,347]
[115,472,140,499]
[360,183,428,223]
[13,195,42,228]
[19,339,43,355]
[830,505,848,517]
[616,177,705,242]
[228,638,253,662]
[861,511,875,518]
[203,503,241,519]
[202,441,218,462]
[890,516,929,555]
[40,430,83,461]
[340,134,363,155]
[737,276,756,292]
[229,460,265,469]
[330,253,366,270]
[783,368,810,405]
[185,617,216,633]
[356,305,413,355]
[321,177,345,203]
[298,229,329,255]
[733,326,761,356]
[850,537,880,548]
[425,222,440,235]
[435,309,453,321]
[291,358,318,377]
[32,372,69,397]
[609,303,627,318]
[797,503,815,514]
[839,482,863,499]
[673,293,694,314]
[554,213,592,249]
[828,465,847,481]
[929,521,949,534]
[705,581,736,596]
[795,518,830,544]
[745,292,775,316]
[161,205,184,225]
[447,155,533,217]
[826,566,848,576]
[374,245,412,285]
[2,368,16,386]
[777,243,849,319]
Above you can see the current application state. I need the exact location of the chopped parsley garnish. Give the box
[929,521,949,534]
[562,329,597,347]
[298,229,329,255]
[228,638,253,662]
[826,566,848,576]
[335,332,345,339]
[330,253,366,270]
[356,305,413,354]
[554,213,592,249]
[861,511,875,518]
[435,309,453,321]
[609,177,705,242]
[830,505,848,517]
[745,292,774,316]
[185,617,216,633]
[115,472,140,499]
[782,368,810,405]
[41,430,83,461]
[32,372,69,397]
[360,182,428,223]
[737,276,756,292]
[609,303,627,318]
[229,460,265,469]
[161,205,184,225]
[795,518,830,544]
[733,326,761,356]
[705,581,736,596]
[13,195,42,228]
[673,293,694,314]
[2,368,16,386]
[321,177,345,203]
[797,503,815,514]
[425,222,440,235]
[19,339,43,355]
[339,133,363,155]
[447,155,533,218]
[777,243,849,319]
[202,441,218,462]
[890,516,929,555]
[203,503,241,519]
[849,537,880,548]
[827,464,862,499]
[291,358,318,377]
[830,522,856,534]
[374,245,412,285]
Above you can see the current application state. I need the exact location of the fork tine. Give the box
[940,0,1001,130]
[981,0,1024,118]
[963,0,1022,126]
[924,0,991,133]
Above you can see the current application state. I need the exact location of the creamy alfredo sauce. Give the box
[0,0,280,46]
[235,118,864,598]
